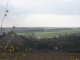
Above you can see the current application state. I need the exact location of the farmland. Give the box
[17,29,80,38]
[0,52,80,60]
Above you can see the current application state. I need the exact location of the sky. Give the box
[0,0,80,27]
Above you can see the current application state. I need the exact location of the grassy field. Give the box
[17,29,80,38]
[0,52,80,60]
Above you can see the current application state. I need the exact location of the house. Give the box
[1,31,25,48]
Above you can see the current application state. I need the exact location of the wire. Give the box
[1,0,9,29]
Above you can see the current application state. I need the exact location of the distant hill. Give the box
[0,27,79,33]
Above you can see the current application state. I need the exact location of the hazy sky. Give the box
[0,0,80,27]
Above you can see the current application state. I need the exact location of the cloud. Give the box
[18,14,80,27]
[0,0,80,27]
[1,0,80,15]
[64,0,73,2]
[7,0,80,15]
[1,13,80,27]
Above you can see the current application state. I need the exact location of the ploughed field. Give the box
[0,52,80,60]
[17,29,80,38]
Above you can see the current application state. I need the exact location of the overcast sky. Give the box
[0,0,80,27]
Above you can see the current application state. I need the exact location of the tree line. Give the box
[19,33,80,52]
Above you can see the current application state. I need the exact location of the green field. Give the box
[17,29,80,38]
